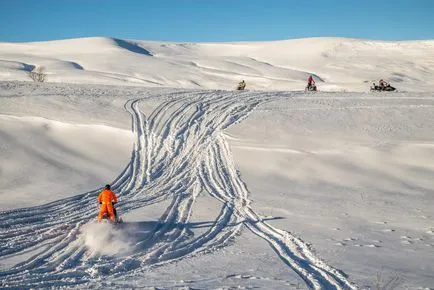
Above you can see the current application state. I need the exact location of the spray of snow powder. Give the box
[81,222,135,256]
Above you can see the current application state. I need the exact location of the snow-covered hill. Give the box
[1,37,434,91]
[1,35,434,290]
[1,81,433,289]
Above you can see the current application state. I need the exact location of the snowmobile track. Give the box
[0,90,357,289]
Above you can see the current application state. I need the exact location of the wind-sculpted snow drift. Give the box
[0,91,356,289]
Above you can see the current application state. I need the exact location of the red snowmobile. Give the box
[371,81,396,92]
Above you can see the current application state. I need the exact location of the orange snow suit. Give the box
[97,189,118,222]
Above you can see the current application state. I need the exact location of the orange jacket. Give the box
[97,189,118,204]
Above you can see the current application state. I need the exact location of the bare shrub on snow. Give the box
[28,66,47,82]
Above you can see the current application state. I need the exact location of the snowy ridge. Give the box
[1,37,434,91]
[0,90,359,289]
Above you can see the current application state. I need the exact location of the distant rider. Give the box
[238,80,246,90]
[379,79,388,88]
[97,184,118,222]
[307,75,315,87]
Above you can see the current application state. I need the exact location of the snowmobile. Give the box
[370,83,396,92]
[99,203,123,224]
[236,81,246,90]
[305,83,317,92]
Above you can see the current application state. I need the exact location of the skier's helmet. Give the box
[105,184,111,190]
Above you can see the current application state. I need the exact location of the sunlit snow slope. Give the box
[1,81,433,289]
[1,37,434,91]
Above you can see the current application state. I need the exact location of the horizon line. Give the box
[2,35,434,44]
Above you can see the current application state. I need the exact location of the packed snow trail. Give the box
[0,90,356,289]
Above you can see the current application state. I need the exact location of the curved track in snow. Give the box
[0,91,356,289]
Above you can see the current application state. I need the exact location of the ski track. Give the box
[0,90,357,289]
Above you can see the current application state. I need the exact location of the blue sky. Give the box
[1,0,433,42]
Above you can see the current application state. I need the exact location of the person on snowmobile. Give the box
[237,80,246,90]
[379,79,388,88]
[307,75,315,87]
[97,184,118,223]
[306,75,317,91]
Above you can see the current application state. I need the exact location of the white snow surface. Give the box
[0,37,434,289]
[1,37,434,92]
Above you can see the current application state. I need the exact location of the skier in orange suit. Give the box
[97,184,118,222]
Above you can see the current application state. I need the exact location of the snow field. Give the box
[1,82,433,288]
